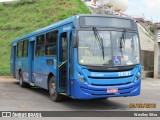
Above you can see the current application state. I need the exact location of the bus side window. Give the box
[45,31,57,56]
[36,35,45,56]
[23,40,29,57]
[17,41,23,58]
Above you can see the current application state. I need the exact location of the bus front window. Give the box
[78,31,140,67]
[78,31,112,66]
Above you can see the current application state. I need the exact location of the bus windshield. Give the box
[78,31,140,67]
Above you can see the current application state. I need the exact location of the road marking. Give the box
[19,105,28,108]
[0,93,7,96]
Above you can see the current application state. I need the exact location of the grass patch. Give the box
[0,0,90,76]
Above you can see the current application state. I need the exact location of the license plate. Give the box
[107,88,118,93]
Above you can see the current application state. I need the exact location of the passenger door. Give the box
[57,31,71,95]
[28,38,36,83]
[12,45,17,78]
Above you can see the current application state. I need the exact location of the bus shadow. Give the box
[61,97,128,110]
[14,82,128,110]
[14,82,50,98]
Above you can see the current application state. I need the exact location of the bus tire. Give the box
[49,76,62,102]
[19,71,27,87]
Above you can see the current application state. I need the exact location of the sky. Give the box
[126,0,160,22]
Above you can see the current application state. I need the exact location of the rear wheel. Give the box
[19,71,27,87]
[49,76,63,102]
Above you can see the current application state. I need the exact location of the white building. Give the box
[158,30,160,42]
[0,0,15,2]
[156,24,160,78]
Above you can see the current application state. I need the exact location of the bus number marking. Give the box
[118,72,131,77]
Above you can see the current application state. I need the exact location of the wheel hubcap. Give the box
[20,76,22,85]
[50,81,56,96]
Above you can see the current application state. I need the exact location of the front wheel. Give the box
[49,76,63,102]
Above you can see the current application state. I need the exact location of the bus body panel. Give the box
[80,65,140,85]
[73,78,141,99]
[33,55,57,89]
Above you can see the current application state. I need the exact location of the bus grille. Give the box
[91,82,131,86]
[88,75,133,79]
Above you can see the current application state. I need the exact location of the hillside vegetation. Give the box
[0,0,90,75]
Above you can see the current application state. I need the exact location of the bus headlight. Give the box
[77,73,86,83]
[79,77,86,83]
[134,72,141,82]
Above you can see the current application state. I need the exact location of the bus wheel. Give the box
[49,76,62,102]
[19,71,27,87]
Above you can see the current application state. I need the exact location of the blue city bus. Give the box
[10,14,141,102]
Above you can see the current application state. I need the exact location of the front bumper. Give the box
[73,79,141,99]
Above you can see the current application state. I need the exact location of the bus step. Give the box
[60,93,67,96]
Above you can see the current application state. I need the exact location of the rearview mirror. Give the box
[72,35,78,48]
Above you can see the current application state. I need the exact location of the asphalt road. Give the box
[0,76,159,120]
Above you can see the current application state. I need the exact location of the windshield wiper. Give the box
[120,29,126,48]
[120,29,126,56]
[93,27,105,59]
